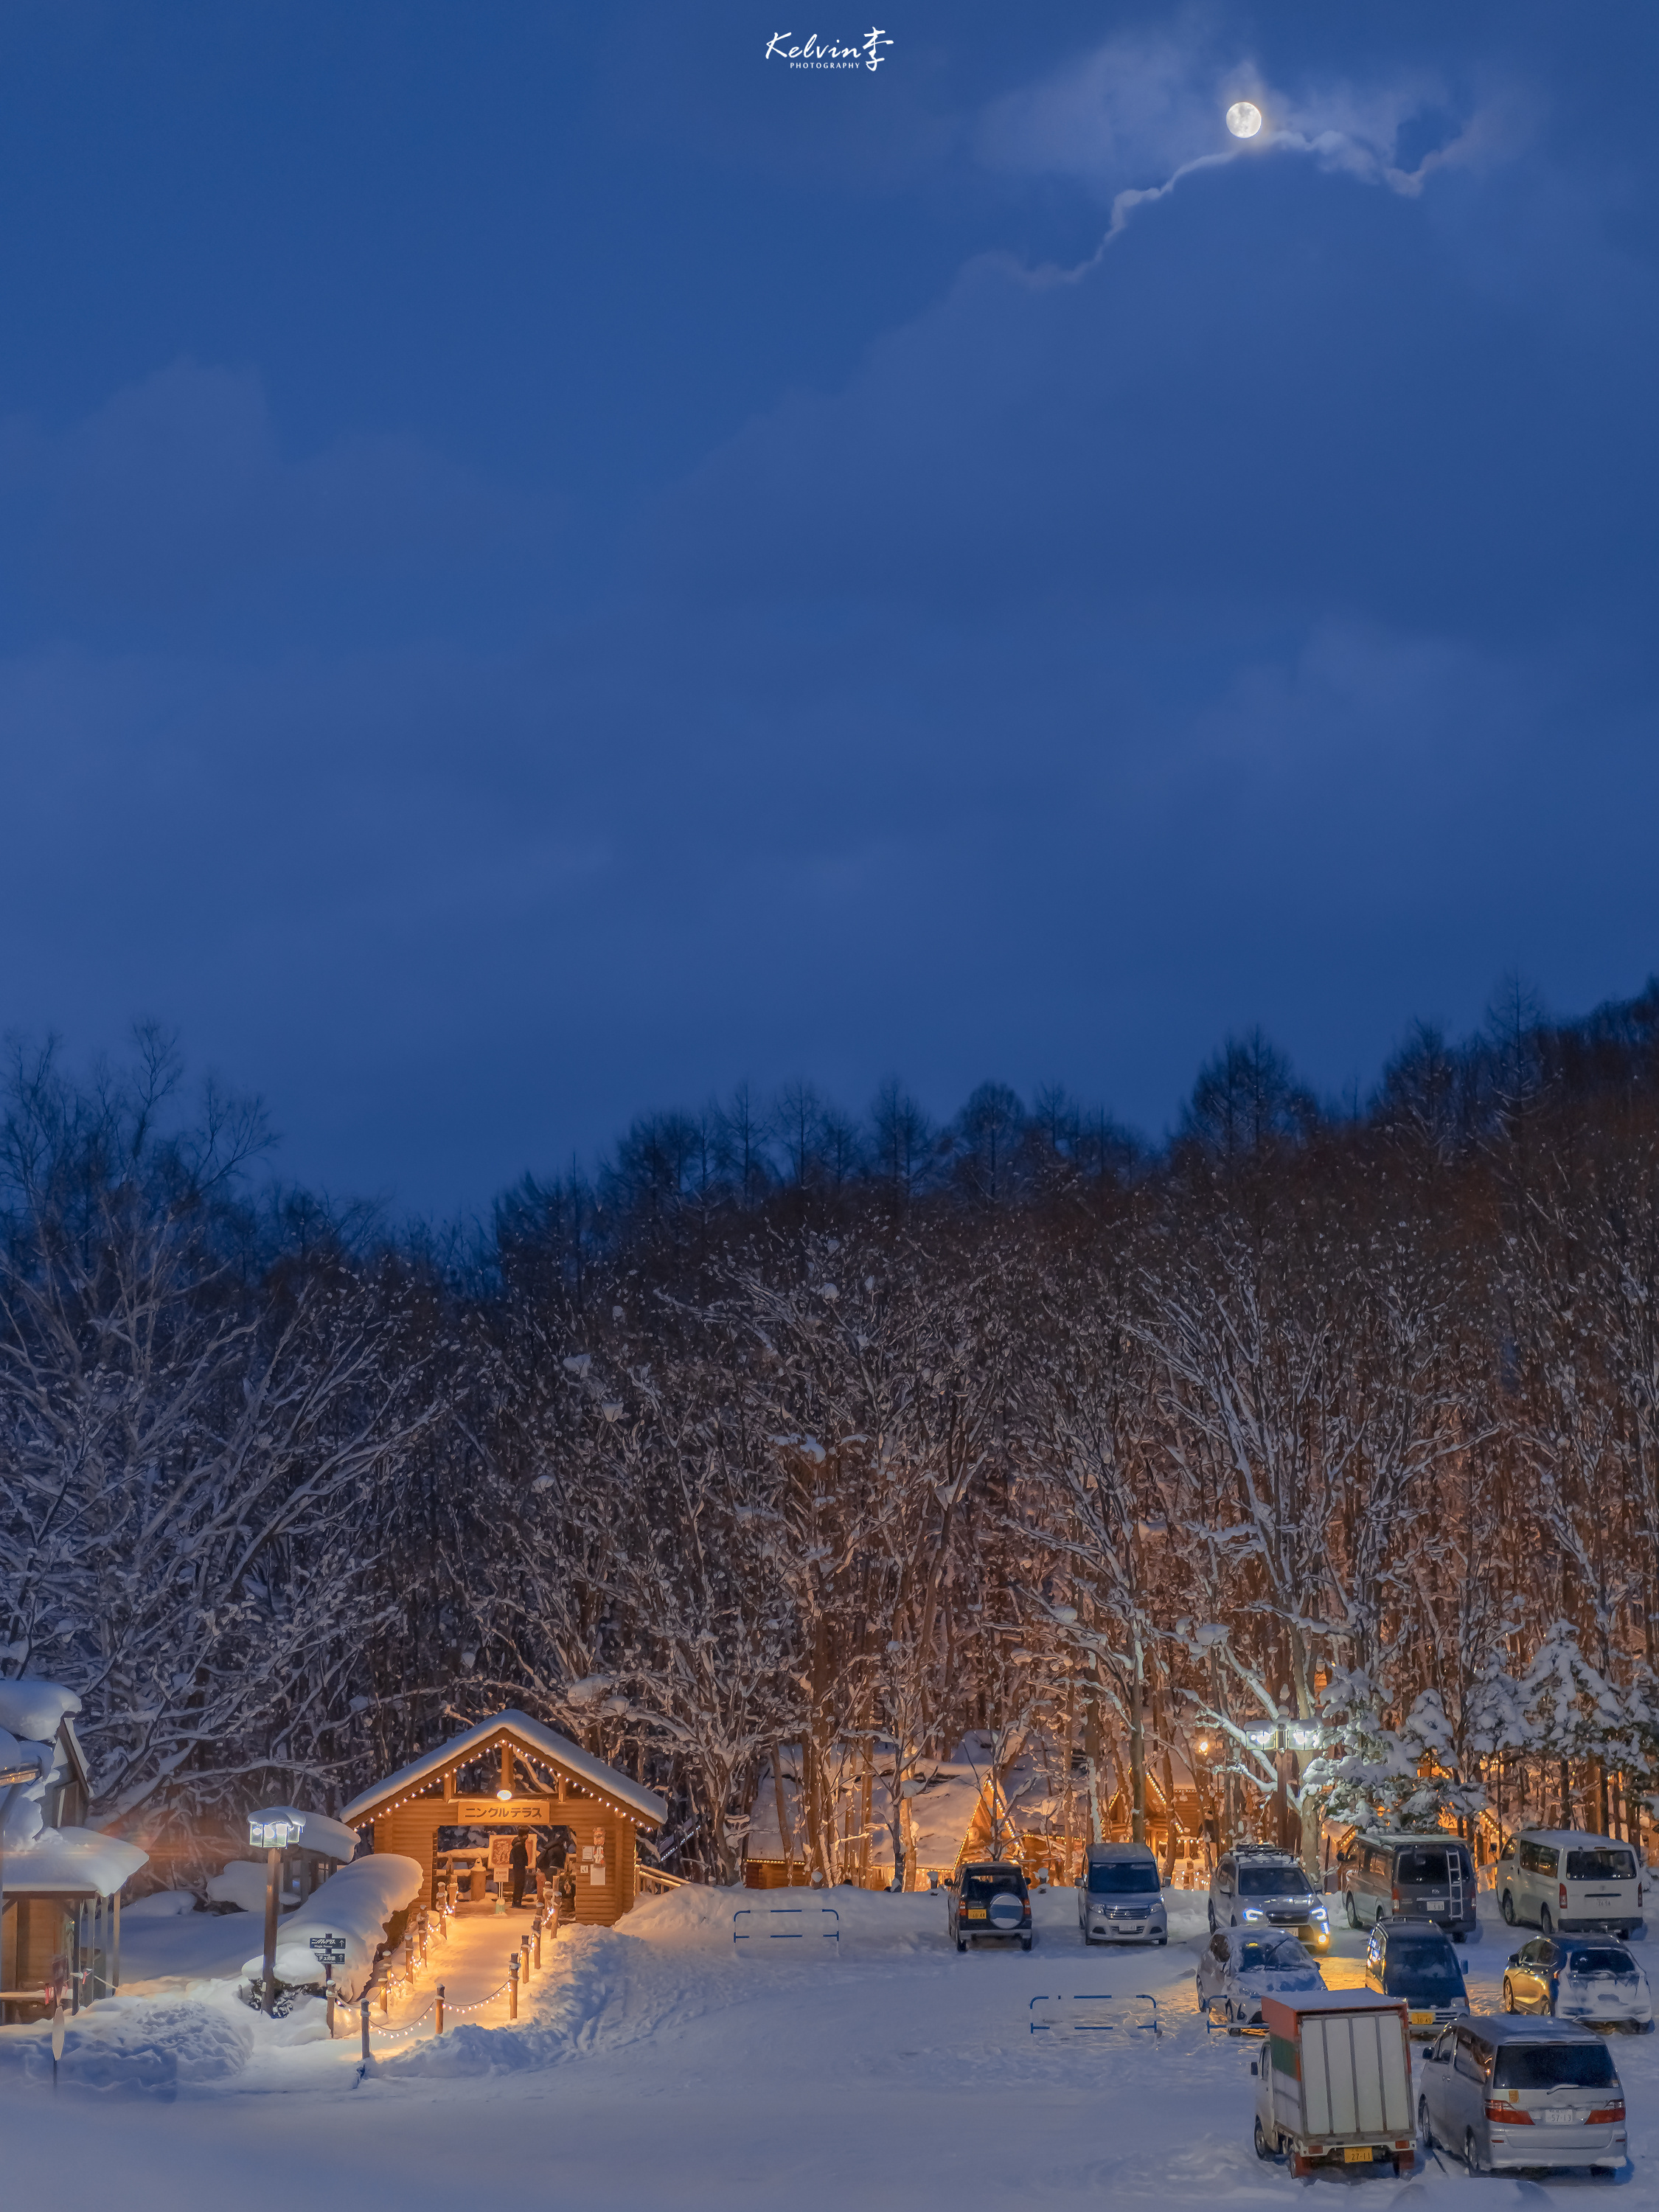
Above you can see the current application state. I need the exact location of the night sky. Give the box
[2,2,1655,1211]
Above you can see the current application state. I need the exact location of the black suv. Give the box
[950,1861,1033,1952]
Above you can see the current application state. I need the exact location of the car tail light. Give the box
[1391,1888,1401,1910]
[1559,1882,1569,1909]
[1587,2104,1625,2124]
[1486,2102,1531,2125]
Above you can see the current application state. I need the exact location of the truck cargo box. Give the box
[1256,1990,1415,2177]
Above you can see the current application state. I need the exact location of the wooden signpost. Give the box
[310,1933,347,2034]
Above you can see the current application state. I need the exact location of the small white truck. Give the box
[1253,1989,1416,2178]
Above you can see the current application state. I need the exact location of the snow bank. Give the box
[239,1852,423,1998]
[1,1823,148,1897]
[125,1888,198,1919]
[0,1994,254,2099]
[630,1881,958,1955]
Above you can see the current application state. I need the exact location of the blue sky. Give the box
[2,2,1655,1211]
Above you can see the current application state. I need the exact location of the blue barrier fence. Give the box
[1029,1992,1161,2037]
[734,1906,841,1946]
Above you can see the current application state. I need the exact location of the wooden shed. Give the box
[339,1710,665,1927]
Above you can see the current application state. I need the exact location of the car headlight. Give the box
[1243,1908,1264,1922]
[1312,1907,1328,1922]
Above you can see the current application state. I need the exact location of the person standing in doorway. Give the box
[509,1832,529,1909]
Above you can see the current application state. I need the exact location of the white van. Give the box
[1493,1829,1645,1938]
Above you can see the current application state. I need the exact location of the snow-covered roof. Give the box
[339,1708,665,1829]
[1,1823,147,1899]
[0,1678,82,1743]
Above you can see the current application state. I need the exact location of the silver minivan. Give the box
[1077,1841,1167,1944]
[1494,1829,1645,1938]
[1415,2016,1627,2175]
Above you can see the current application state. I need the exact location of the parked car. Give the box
[1493,1829,1645,1937]
[1363,1916,1470,2036]
[1208,1845,1331,1950]
[1077,1841,1167,1945]
[1415,2016,1628,2175]
[1503,1935,1655,2030]
[1197,1925,1326,2027]
[1251,1990,1416,2177]
[1335,1830,1476,1939]
[950,1861,1032,1952]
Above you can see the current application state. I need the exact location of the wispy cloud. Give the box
[979,24,1526,264]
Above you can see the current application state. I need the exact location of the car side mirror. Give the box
[1250,2059,1259,2078]
[1506,1954,1520,1968]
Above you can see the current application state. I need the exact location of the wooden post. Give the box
[532,1916,542,1969]
[435,1982,445,2036]
[359,1994,370,2071]
[262,1846,280,2014]
[521,1930,532,1982]
[509,1953,518,2021]
[112,1885,121,1994]
[501,1742,513,1796]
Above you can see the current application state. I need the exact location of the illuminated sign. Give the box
[453,1797,552,1823]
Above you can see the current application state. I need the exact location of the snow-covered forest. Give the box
[6,982,1659,1882]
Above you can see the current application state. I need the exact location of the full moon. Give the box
[1225,100,1263,139]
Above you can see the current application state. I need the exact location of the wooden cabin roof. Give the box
[340,1708,665,1830]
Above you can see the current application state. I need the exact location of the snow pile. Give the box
[125,1888,198,1919]
[0,1994,254,2099]
[209,1859,282,1913]
[239,1852,423,1998]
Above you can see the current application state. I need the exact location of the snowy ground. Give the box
[6,1885,1659,2208]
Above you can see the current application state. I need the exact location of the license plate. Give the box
[1343,2147,1374,2163]
[1410,2011,1434,2025]
[964,1908,985,1919]
[1543,2110,1579,2126]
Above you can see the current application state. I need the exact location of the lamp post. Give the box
[247,1808,310,2014]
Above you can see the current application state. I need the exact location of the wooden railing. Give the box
[636,1865,688,1895]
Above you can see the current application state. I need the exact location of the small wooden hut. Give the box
[339,1710,664,1926]
[1,1711,148,2023]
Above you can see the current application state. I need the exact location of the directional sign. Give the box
[308,1935,348,1961]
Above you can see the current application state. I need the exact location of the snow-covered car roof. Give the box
[1223,1928,1323,1981]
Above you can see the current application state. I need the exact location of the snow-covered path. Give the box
[7,1885,1659,2210]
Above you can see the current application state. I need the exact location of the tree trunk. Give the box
[1129,1648,1147,1848]
[771,1745,793,1884]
